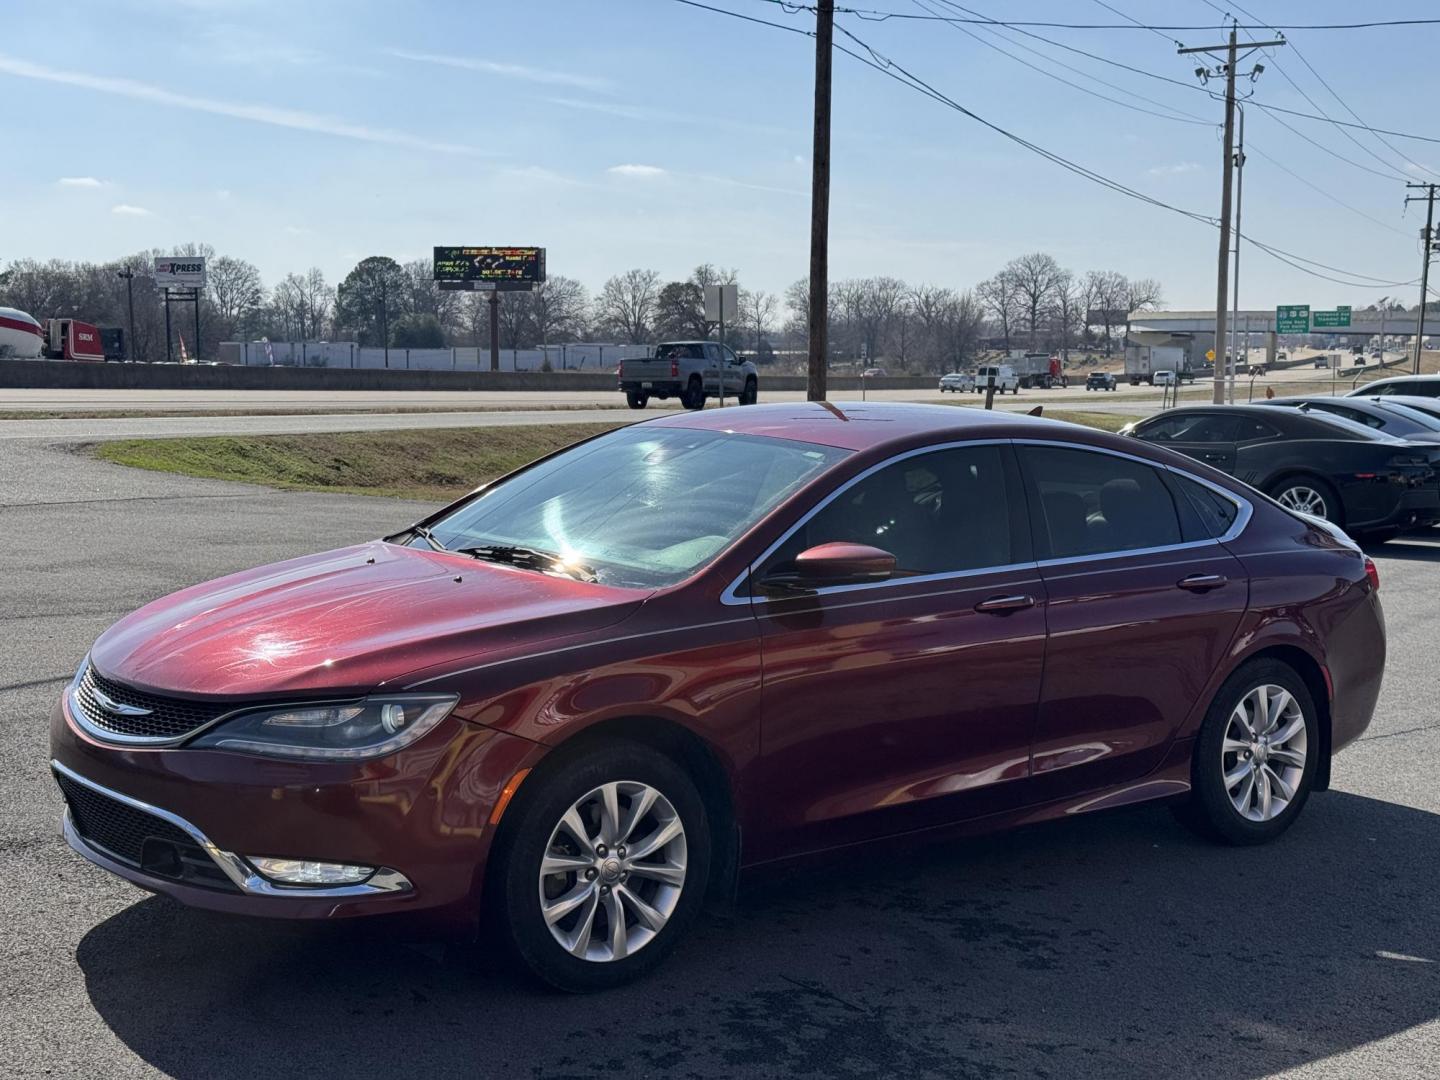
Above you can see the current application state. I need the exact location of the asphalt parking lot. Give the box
[3,433,1440,1079]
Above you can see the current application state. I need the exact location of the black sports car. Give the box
[1260,395,1440,443]
[1121,404,1440,538]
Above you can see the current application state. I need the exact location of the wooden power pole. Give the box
[1181,28,1283,405]
[807,0,834,402]
[1406,183,1438,374]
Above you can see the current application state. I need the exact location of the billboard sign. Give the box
[433,246,545,284]
[153,257,207,289]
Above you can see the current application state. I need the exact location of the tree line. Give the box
[0,247,1169,370]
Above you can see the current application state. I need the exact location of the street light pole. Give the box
[116,268,136,361]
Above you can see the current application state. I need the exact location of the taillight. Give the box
[1364,556,1380,591]
[670,358,679,377]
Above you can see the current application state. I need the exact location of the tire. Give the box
[1174,659,1319,845]
[491,742,712,993]
[681,378,705,411]
[1267,475,1343,526]
[740,377,758,405]
[625,391,649,410]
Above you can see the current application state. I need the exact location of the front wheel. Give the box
[492,743,712,992]
[1174,660,1318,845]
[1268,476,1342,525]
[625,391,649,410]
[739,377,758,405]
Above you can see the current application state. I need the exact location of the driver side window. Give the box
[763,445,1016,578]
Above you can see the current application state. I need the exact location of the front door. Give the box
[743,442,1047,862]
[1014,443,1249,799]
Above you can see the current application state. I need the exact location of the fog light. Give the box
[248,857,375,886]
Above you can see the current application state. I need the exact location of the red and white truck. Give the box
[0,308,106,361]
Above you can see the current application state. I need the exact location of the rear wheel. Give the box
[492,743,711,992]
[681,377,706,410]
[625,391,649,410]
[1174,659,1318,845]
[1268,476,1342,525]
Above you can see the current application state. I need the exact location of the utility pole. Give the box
[806,0,834,402]
[1405,183,1438,374]
[116,268,136,361]
[1228,103,1246,406]
[1181,28,1283,405]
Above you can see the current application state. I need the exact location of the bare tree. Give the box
[977,272,1023,354]
[294,267,334,341]
[596,268,660,344]
[739,288,779,355]
[1004,252,1067,349]
[1049,272,1084,362]
[527,276,590,348]
[1083,270,1129,355]
[207,256,264,341]
[1125,277,1165,313]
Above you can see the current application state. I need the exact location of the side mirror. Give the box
[760,542,897,594]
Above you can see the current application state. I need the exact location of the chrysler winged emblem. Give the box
[90,686,153,717]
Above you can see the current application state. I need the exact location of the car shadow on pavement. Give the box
[78,791,1440,1080]
[1366,530,1440,562]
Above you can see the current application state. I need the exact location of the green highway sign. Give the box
[1276,305,1310,333]
[1313,306,1352,328]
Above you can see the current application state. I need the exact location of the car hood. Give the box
[88,541,647,697]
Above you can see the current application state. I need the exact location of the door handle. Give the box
[1177,573,1228,591]
[975,593,1035,614]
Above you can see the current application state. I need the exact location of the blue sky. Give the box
[2,0,1437,309]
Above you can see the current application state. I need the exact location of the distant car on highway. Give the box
[1313,357,1330,369]
[618,341,757,410]
[1371,350,1383,360]
[862,367,888,378]
[938,371,975,392]
[1152,370,1176,387]
[1248,364,1268,377]
[1085,371,1117,391]
[1123,404,1440,538]
[1346,375,1440,400]
[974,364,1019,394]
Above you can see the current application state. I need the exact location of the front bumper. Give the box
[49,693,543,920]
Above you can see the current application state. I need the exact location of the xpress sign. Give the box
[153,257,207,289]
[433,247,545,285]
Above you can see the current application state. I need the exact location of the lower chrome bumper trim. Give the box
[52,759,412,899]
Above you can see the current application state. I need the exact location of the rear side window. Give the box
[1019,446,1183,559]
[1168,473,1241,539]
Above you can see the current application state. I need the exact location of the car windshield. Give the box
[420,427,848,589]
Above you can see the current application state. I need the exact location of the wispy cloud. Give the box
[112,204,153,216]
[1147,162,1200,177]
[501,165,585,186]
[58,176,106,188]
[608,164,667,178]
[386,49,610,92]
[0,52,490,156]
[548,96,793,138]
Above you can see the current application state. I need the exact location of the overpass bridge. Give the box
[1128,309,1426,338]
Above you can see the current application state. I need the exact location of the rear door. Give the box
[1015,442,1249,798]
[746,442,1047,861]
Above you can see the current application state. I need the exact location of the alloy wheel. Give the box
[538,781,687,963]
[1221,684,1308,822]
[1276,485,1328,519]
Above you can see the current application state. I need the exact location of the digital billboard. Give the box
[433,246,546,284]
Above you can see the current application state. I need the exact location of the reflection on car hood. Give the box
[88,541,645,697]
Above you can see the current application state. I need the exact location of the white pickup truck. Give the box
[618,341,759,410]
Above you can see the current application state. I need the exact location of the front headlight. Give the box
[190,694,459,760]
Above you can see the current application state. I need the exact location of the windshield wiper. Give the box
[454,544,598,583]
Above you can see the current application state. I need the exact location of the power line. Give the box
[1243,141,1413,239]
[670,0,1421,291]
[912,0,1211,126]
[1089,0,1186,48]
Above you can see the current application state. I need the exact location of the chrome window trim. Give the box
[51,760,412,898]
[720,436,1253,606]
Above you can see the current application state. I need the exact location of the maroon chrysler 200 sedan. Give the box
[51,403,1385,991]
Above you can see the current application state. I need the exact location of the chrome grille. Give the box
[73,664,225,741]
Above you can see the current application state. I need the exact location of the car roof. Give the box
[1145,402,1393,440]
[646,400,1088,452]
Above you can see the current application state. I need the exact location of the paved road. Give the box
[3,436,1439,1079]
